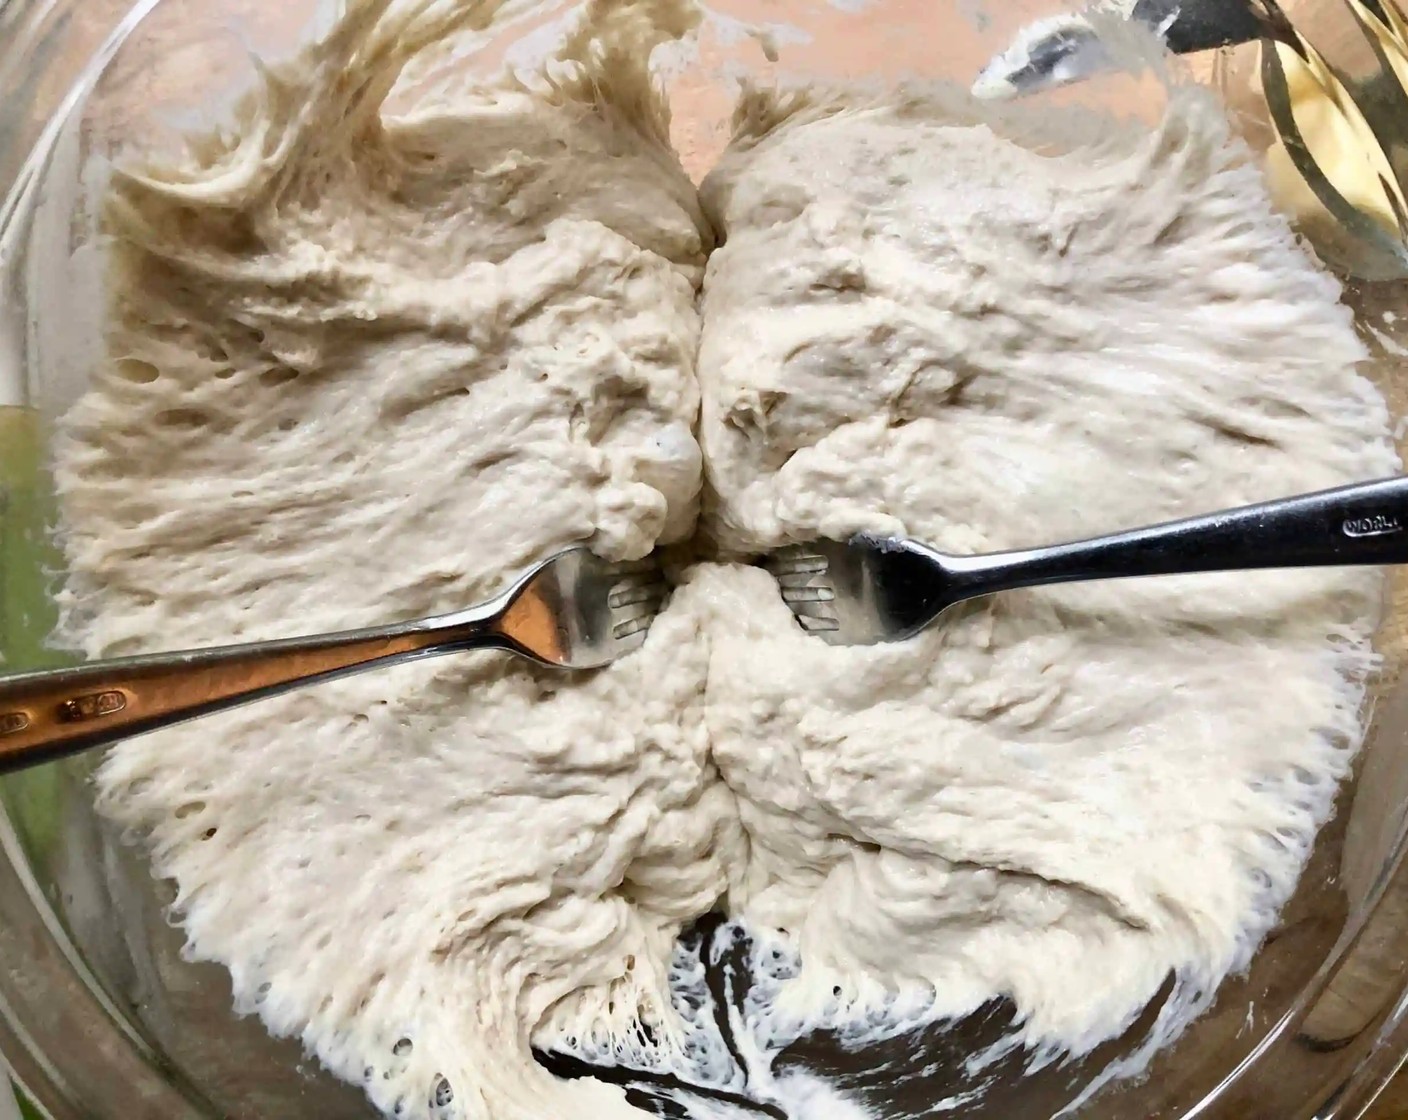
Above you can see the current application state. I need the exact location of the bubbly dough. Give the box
[50,0,1398,1117]
[60,3,740,1117]
[694,86,1398,1052]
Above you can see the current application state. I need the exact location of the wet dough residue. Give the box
[50,0,1397,1117]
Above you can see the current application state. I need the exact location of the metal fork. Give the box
[768,475,1408,646]
[0,547,666,773]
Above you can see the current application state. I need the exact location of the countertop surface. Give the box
[1374,1083,1408,1117]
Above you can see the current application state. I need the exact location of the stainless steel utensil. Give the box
[0,547,666,772]
[971,0,1267,101]
[768,475,1408,645]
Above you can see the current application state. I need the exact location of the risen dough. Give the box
[49,0,1398,1117]
[695,86,1397,1055]
[61,3,738,1117]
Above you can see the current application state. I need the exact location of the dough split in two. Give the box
[50,0,1398,1117]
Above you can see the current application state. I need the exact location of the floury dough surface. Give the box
[50,0,1399,1116]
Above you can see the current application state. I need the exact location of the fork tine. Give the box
[766,546,841,635]
[781,586,836,604]
[612,614,657,641]
[786,600,838,620]
[774,570,832,589]
[607,556,668,644]
[612,595,666,624]
[608,578,670,609]
[767,535,953,646]
[769,554,830,577]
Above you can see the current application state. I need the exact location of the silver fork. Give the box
[0,547,666,773]
[768,475,1408,646]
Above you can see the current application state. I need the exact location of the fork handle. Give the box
[944,475,1408,600]
[0,608,502,774]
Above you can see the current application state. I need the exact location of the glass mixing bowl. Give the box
[3,0,1408,1117]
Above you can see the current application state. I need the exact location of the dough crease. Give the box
[50,1,1398,1116]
